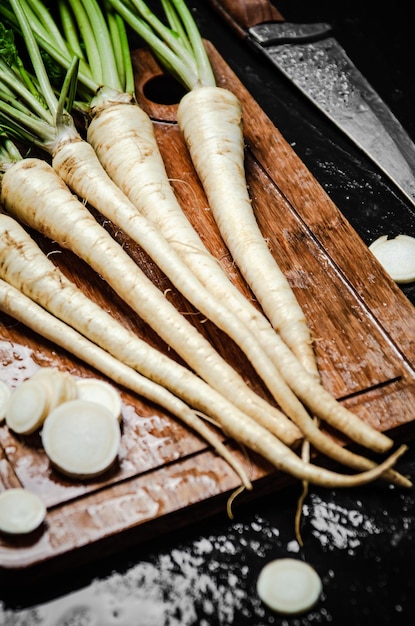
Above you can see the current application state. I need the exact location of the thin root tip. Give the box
[389,445,412,488]
[396,443,409,457]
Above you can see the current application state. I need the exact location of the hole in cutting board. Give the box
[142,74,187,105]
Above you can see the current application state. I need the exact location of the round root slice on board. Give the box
[41,399,121,479]
[257,558,322,615]
[6,380,50,435]
[369,234,415,283]
[31,367,78,411]
[0,488,46,535]
[76,378,122,422]
[0,380,11,422]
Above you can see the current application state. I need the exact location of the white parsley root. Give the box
[0,2,411,492]
[41,399,121,479]
[0,488,46,535]
[257,558,322,615]
[2,281,409,488]
[369,234,415,283]
[0,281,253,490]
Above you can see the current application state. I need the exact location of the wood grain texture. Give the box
[207,0,284,31]
[0,43,414,579]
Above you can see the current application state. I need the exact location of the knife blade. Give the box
[207,0,415,211]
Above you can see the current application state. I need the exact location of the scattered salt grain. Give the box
[308,493,381,553]
[0,515,287,625]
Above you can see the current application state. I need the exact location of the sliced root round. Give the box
[0,488,46,535]
[76,378,122,422]
[31,367,78,411]
[369,234,415,283]
[257,558,322,614]
[41,399,121,479]
[0,380,11,422]
[5,367,79,435]
[6,380,50,435]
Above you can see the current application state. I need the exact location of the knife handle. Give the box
[209,0,284,37]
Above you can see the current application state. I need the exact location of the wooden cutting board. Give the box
[1,42,415,581]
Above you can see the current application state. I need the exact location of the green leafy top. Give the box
[107,0,216,90]
[0,0,216,99]
[0,0,136,103]
[0,1,80,156]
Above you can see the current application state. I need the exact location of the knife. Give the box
[207,0,415,211]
